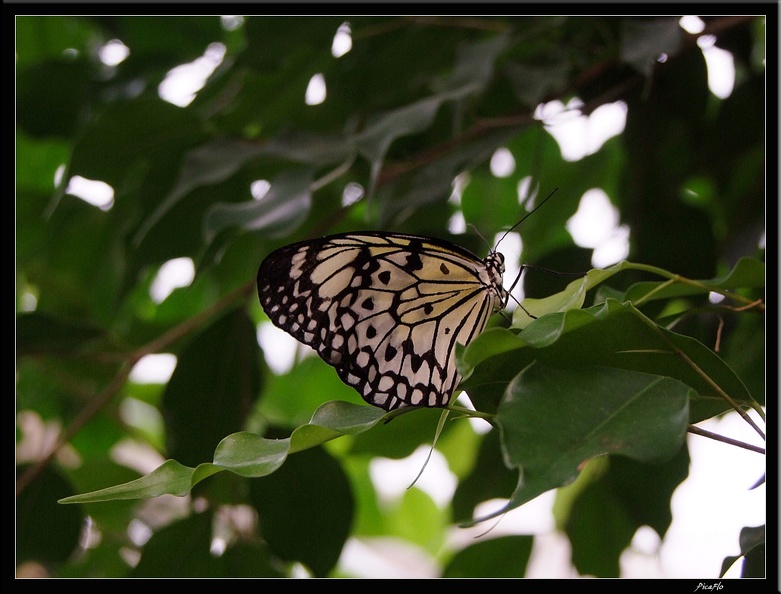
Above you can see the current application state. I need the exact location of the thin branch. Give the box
[687,425,765,455]
[16,362,134,497]
[16,279,256,498]
[647,325,766,442]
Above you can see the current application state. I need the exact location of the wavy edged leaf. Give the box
[58,459,197,504]
[462,364,690,525]
[451,429,518,522]
[60,401,386,504]
[514,258,764,329]
[456,326,526,381]
[290,400,387,453]
[208,432,291,478]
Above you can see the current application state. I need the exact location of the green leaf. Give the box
[16,311,105,356]
[162,309,261,467]
[503,59,570,108]
[249,445,353,577]
[17,465,84,566]
[720,524,765,578]
[564,447,689,577]
[622,257,765,304]
[60,401,386,504]
[461,171,525,238]
[220,542,286,577]
[15,16,102,69]
[17,58,95,138]
[203,168,313,240]
[620,18,684,76]
[209,432,290,478]
[58,459,196,503]
[464,299,757,423]
[354,95,442,190]
[566,477,635,577]
[451,429,518,522]
[443,535,533,578]
[437,32,510,93]
[457,326,526,381]
[513,262,633,327]
[290,400,387,453]
[16,132,70,195]
[464,364,690,524]
[131,511,218,577]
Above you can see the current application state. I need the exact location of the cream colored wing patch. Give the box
[257,232,506,410]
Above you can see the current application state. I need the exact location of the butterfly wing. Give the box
[257,232,506,410]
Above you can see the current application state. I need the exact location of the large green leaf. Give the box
[249,445,353,577]
[162,309,261,467]
[463,364,690,524]
[563,447,690,577]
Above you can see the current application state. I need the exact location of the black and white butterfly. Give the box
[257,232,509,411]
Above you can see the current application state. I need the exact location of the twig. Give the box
[16,279,256,498]
[687,425,765,455]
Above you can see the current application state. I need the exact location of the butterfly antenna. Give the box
[467,223,491,252]
[495,187,559,250]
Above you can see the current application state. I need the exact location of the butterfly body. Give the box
[257,232,507,410]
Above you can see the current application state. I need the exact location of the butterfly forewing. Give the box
[257,232,506,410]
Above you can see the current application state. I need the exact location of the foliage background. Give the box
[16,15,767,579]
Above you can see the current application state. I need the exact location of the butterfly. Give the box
[257,232,509,411]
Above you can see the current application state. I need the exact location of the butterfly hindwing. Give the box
[257,232,507,410]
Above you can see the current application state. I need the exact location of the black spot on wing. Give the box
[405,252,423,271]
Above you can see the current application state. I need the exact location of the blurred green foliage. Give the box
[16,15,765,578]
